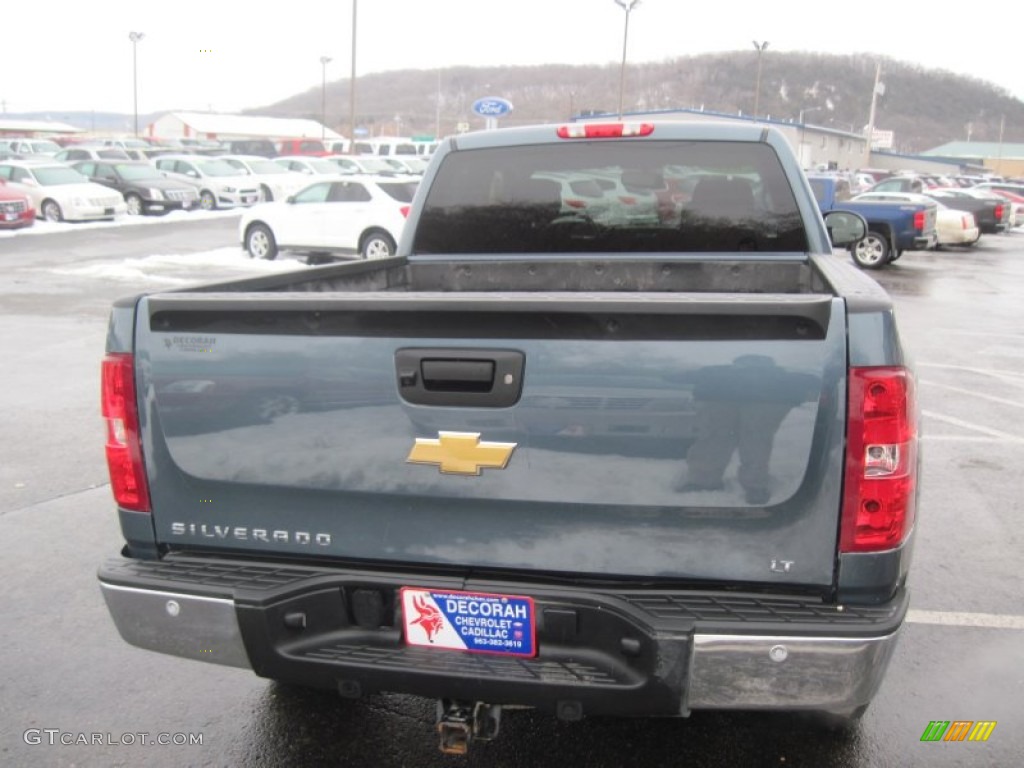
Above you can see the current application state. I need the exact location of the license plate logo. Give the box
[401,588,535,657]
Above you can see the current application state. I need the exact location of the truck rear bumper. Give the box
[913,233,938,250]
[99,555,906,718]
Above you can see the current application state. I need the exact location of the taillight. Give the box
[101,353,151,512]
[913,211,925,231]
[618,196,637,205]
[565,199,588,209]
[556,122,655,139]
[840,367,917,552]
[400,205,410,218]
[994,203,1004,220]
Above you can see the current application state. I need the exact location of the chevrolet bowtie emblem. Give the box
[407,432,517,475]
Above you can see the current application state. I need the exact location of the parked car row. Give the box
[0,148,419,262]
[0,141,433,225]
[811,170,1020,262]
[3,134,440,162]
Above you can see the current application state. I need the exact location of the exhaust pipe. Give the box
[435,699,502,755]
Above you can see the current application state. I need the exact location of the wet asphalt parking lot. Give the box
[1,215,1022,767]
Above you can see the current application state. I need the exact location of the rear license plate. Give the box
[104,208,114,215]
[401,587,535,657]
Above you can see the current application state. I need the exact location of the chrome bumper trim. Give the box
[688,630,901,714]
[99,583,251,669]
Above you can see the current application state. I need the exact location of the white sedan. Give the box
[323,155,410,176]
[852,191,980,247]
[218,155,309,202]
[273,156,346,177]
[239,175,419,261]
[0,160,127,221]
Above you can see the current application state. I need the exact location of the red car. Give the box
[0,178,35,229]
[275,138,329,157]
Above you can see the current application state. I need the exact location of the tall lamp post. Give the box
[128,31,144,137]
[319,56,332,141]
[752,40,768,119]
[349,0,358,147]
[614,0,640,118]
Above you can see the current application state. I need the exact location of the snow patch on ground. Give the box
[50,247,304,283]
[0,209,240,239]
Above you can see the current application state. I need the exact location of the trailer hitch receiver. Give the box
[436,699,502,755]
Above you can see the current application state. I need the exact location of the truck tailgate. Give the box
[137,291,847,588]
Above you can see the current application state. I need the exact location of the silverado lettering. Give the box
[169,522,331,546]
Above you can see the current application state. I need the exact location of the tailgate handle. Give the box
[396,348,524,408]
[422,360,494,390]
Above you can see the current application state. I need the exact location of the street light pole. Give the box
[349,0,358,150]
[614,0,640,118]
[128,31,144,137]
[320,56,332,142]
[752,40,768,119]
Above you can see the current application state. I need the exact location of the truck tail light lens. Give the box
[556,123,655,139]
[400,205,411,218]
[994,203,1004,220]
[840,367,917,553]
[101,353,151,512]
[913,211,925,231]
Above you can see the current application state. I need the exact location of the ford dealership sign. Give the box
[472,97,514,118]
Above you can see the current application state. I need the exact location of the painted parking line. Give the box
[916,362,1024,388]
[920,410,1024,443]
[921,380,1024,410]
[907,610,1024,631]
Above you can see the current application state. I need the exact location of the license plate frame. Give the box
[401,587,536,658]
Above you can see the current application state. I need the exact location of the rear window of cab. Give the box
[413,140,807,254]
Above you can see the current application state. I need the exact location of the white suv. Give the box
[239,175,418,261]
[154,155,261,210]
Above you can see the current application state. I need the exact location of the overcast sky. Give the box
[3,0,1022,117]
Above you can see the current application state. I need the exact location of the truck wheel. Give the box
[360,230,396,260]
[851,231,890,269]
[245,223,278,260]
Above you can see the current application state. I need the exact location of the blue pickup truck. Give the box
[808,173,938,268]
[98,121,918,754]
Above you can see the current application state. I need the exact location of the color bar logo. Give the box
[920,721,997,742]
